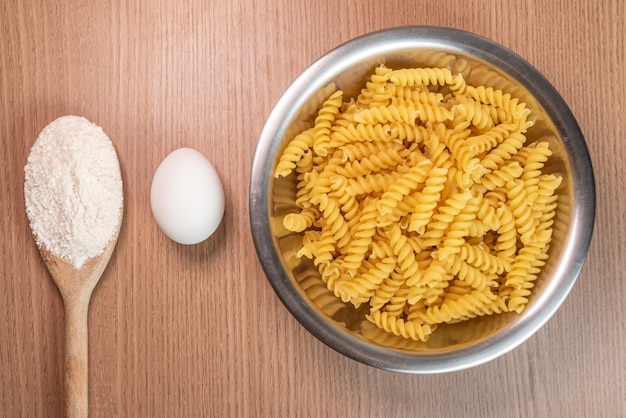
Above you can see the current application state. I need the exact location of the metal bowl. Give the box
[249,26,595,373]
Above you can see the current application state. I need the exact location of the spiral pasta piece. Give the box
[506,231,550,284]
[463,85,530,120]
[341,202,378,274]
[337,137,393,162]
[494,203,517,259]
[466,122,519,154]
[533,174,562,228]
[356,84,391,109]
[382,285,411,317]
[312,90,343,157]
[449,72,467,93]
[521,141,552,192]
[478,160,524,191]
[506,179,535,245]
[301,159,341,200]
[329,178,359,227]
[353,104,418,125]
[319,259,345,289]
[480,131,527,171]
[295,148,314,174]
[389,190,421,220]
[360,320,426,350]
[421,190,473,247]
[436,197,479,261]
[504,236,550,313]
[441,121,482,179]
[475,194,500,230]
[369,234,395,260]
[344,171,398,196]
[336,143,406,178]
[444,254,495,290]
[299,223,335,266]
[370,270,407,312]
[506,281,534,314]
[413,101,454,123]
[330,123,393,148]
[366,310,433,342]
[387,67,454,88]
[453,98,495,131]
[458,243,511,275]
[387,225,421,283]
[377,159,432,215]
[274,128,315,178]
[423,125,452,168]
[415,90,446,106]
[422,259,452,304]
[408,166,447,233]
[388,122,429,143]
[391,88,446,113]
[315,193,350,249]
[415,289,499,325]
[442,279,473,301]
[335,257,396,306]
[283,207,319,233]
[356,64,394,108]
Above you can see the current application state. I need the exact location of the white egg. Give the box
[150,148,225,245]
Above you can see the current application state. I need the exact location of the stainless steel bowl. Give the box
[249,26,595,373]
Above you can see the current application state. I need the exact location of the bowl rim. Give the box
[249,25,596,373]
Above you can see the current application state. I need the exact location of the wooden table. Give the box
[1,0,624,416]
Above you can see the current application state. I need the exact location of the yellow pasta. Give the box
[453,98,496,131]
[275,64,561,342]
[335,257,396,306]
[370,270,407,312]
[312,90,343,157]
[376,158,432,216]
[330,123,394,148]
[387,67,454,88]
[463,84,530,121]
[366,310,433,341]
[283,207,319,233]
[341,201,378,275]
[274,128,314,178]
[353,104,418,125]
[335,143,406,178]
[408,166,448,233]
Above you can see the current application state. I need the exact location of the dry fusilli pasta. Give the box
[274,64,561,342]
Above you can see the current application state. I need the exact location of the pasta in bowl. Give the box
[249,26,595,373]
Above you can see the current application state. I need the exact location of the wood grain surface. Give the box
[1,0,624,417]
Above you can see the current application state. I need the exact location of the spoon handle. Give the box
[64,297,90,418]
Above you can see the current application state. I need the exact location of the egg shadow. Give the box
[170,207,228,268]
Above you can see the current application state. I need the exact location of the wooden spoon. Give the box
[36,209,122,418]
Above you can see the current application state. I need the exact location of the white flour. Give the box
[24,116,123,269]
